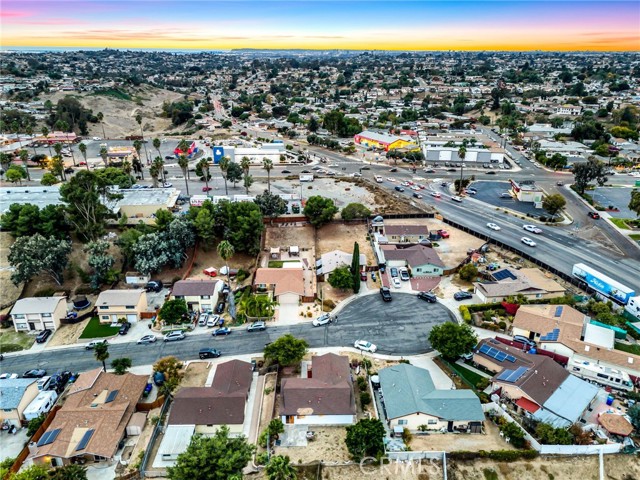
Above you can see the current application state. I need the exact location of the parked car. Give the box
[207,315,222,328]
[85,339,107,350]
[399,268,410,281]
[379,287,392,302]
[354,340,377,353]
[360,270,367,281]
[392,277,401,288]
[523,225,542,234]
[23,369,47,378]
[162,182,173,188]
[454,291,473,301]
[153,371,165,386]
[47,371,71,392]
[118,322,131,335]
[513,335,537,348]
[500,192,512,198]
[37,376,52,391]
[417,292,437,303]
[486,223,501,231]
[588,211,600,219]
[371,272,377,282]
[390,267,398,278]
[202,186,212,192]
[521,237,536,247]
[212,327,231,336]
[437,229,449,239]
[145,280,163,292]
[281,169,291,174]
[164,331,186,342]
[247,321,266,332]
[486,171,497,175]
[313,313,332,327]
[215,302,225,314]
[137,335,158,344]
[199,348,222,359]
[203,267,217,277]
[198,312,209,327]
[35,329,52,344]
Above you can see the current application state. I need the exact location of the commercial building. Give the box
[509,179,543,205]
[11,296,68,333]
[353,131,416,152]
[212,143,285,164]
[423,147,505,165]
[0,186,64,214]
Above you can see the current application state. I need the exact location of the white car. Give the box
[392,277,402,289]
[401,181,410,187]
[430,192,441,198]
[206,315,221,328]
[137,335,158,345]
[451,196,463,203]
[162,182,173,188]
[198,313,209,327]
[92,136,101,141]
[486,223,501,231]
[523,225,542,234]
[164,331,186,342]
[386,177,396,182]
[351,172,362,178]
[312,313,332,327]
[521,237,536,247]
[354,340,377,353]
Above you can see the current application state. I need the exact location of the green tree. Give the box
[428,322,477,360]
[628,404,640,430]
[220,201,264,255]
[499,421,526,449]
[328,266,353,291]
[217,240,235,281]
[265,455,297,480]
[351,242,361,294]
[111,357,132,375]
[303,195,338,228]
[243,171,254,194]
[155,208,175,231]
[160,299,188,325]
[307,116,319,133]
[341,203,371,221]
[542,193,566,216]
[153,356,184,397]
[94,342,109,372]
[177,155,190,196]
[193,207,216,246]
[629,189,640,218]
[8,234,71,286]
[264,334,308,366]
[226,161,243,188]
[196,158,211,192]
[8,464,50,480]
[49,464,88,480]
[254,190,287,222]
[459,263,478,282]
[26,414,46,437]
[18,149,30,181]
[78,142,88,170]
[219,156,230,195]
[572,158,608,195]
[85,240,116,289]
[116,228,143,268]
[132,218,195,274]
[40,173,59,186]
[99,145,108,168]
[167,427,254,480]
[262,157,274,192]
[345,418,385,461]
[5,165,27,185]
[153,137,162,160]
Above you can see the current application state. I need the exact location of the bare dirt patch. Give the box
[189,244,256,281]
[46,318,91,347]
[316,223,374,264]
[273,427,351,465]
[265,225,315,251]
[177,361,211,390]
[410,421,514,452]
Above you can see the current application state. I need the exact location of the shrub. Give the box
[256,452,269,465]
[402,428,413,445]
[27,414,46,437]
[498,321,507,330]
[476,378,490,390]
[357,376,367,390]
[33,288,56,297]
[360,391,371,407]
[460,305,472,323]
[449,450,538,461]
[236,269,249,282]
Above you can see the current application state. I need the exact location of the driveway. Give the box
[470,180,544,216]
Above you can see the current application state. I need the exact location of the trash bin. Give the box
[606,395,614,406]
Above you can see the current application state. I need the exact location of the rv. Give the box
[23,390,58,421]
[569,360,634,392]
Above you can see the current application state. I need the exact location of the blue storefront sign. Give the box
[213,146,224,164]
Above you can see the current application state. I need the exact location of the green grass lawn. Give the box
[615,342,640,355]
[629,234,640,241]
[610,218,633,229]
[79,317,120,339]
[0,330,36,353]
[450,362,485,388]
[267,260,300,268]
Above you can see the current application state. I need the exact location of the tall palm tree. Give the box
[135,113,150,164]
[457,146,466,194]
[78,142,89,170]
[150,160,161,188]
[133,139,143,166]
[97,112,106,139]
[219,155,230,195]
[94,342,109,372]
[262,157,273,192]
[197,158,211,193]
[50,155,66,182]
[99,146,109,168]
[41,126,52,156]
[240,156,252,194]
[217,240,235,283]
[122,160,132,175]
[25,125,37,158]
[265,455,297,480]
[153,137,162,165]
[18,149,30,181]
[177,139,191,178]
[53,142,63,160]
[177,155,190,195]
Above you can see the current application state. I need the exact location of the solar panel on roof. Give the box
[506,354,516,362]
[479,344,492,355]
[496,369,513,381]
[554,306,563,317]
[492,269,518,281]
[540,328,560,341]
[506,366,529,382]
[37,428,61,447]
[496,352,507,362]
[75,429,94,451]
[105,389,119,403]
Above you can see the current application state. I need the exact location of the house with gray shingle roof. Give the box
[0,378,39,426]
[378,364,484,432]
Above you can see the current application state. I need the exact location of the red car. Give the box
[203,267,217,277]
[202,186,212,192]
[437,229,450,239]
[588,212,600,219]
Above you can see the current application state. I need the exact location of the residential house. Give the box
[30,369,148,466]
[280,353,356,425]
[473,268,565,303]
[170,279,220,313]
[554,105,582,116]
[254,267,311,305]
[316,250,366,282]
[11,296,68,333]
[474,338,600,427]
[155,360,254,466]
[378,363,484,433]
[380,244,445,275]
[511,304,640,383]
[0,378,40,426]
[95,289,148,324]
[383,225,430,244]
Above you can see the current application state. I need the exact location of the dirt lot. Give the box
[176,361,211,390]
[409,421,514,452]
[47,318,91,347]
[316,223,375,265]
[0,232,22,310]
[273,427,351,465]
[265,225,315,251]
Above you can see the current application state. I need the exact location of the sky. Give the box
[2,1,639,52]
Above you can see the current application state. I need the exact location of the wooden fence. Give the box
[136,395,165,412]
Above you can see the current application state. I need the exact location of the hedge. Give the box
[467,303,503,313]
[459,305,472,323]
[449,450,539,461]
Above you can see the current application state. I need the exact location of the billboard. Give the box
[572,263,635,305]
[213,146,225,164]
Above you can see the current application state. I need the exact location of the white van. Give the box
[375,175,383,183]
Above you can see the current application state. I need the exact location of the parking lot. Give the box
[469,180,544,216]
[591,186,636,218]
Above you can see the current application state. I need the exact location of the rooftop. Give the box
[171,279,218,297]
[96,289,145,307]
[254,268,305,296]
[380,244,445,268]
[0,378,37,410]
[11,296,66,315]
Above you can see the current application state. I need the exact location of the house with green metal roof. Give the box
[378,364,484,433]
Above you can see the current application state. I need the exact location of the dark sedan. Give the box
[212,327,231,336]
[454,291,473,301]
[417,292,437,303]
[23,369,47,378]
[35,329,52,344]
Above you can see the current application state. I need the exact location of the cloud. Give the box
[0,10,30,18]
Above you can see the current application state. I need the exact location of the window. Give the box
[42,313,51,317]
[175,296,184,300]
[15,323,27,330]
[3,409,12,412]
[101,315,110,321]
[125,306,135,309]
[398,420,407,425]
[596,373,609,379]
[201,295,210,300]
[99,306,109,310]
[427,419,437,425]
[13,314,25,319]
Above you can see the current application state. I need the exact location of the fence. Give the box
[136,395,165,412]
[139,396,171,478]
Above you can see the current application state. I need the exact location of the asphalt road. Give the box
[0,293,454,373]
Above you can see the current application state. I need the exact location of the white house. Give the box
[11,296,68,333]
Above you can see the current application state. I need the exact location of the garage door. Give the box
[127,314,138,322]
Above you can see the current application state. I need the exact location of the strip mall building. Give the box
[353,130,416,152]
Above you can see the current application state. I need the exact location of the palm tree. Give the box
[78,142,89,170]
[153,137,162,165]
[150,160,160,188]
[457,146,466,194]
[135,113,150,163]
[262,157,273,192]
[217,240,235,283]
[53,142,63,160]
[25,125,37,158]
[50,155,66,182]
[219,155,230,195]
[197,158,211,193]
[265,455,297,480]
[97,112,106,139]
[132,139,143,176]
[177,139,191,177]
[41,126,52,156]
[99,146,109,168]
[18,149,30,181]
[94,342,109,372]
[122,160,132,175]
[177,155,190,195]
[240,156,252,194]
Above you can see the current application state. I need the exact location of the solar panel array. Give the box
[105,389,119,403]
[496,366,529,383]
[76,429,95,451]
[540,328,560,341]
[37,428,61,447]
[554,306,563,317]
[492,269,517,281]
[478,344,516,363]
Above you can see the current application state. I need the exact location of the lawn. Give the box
[615,342,640,355]
[79,317,120,339]
[629,234,640,241]
[0,330,35,353]
[450,362,485,388]
[610,218,632,229]
[267,260,300,268]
